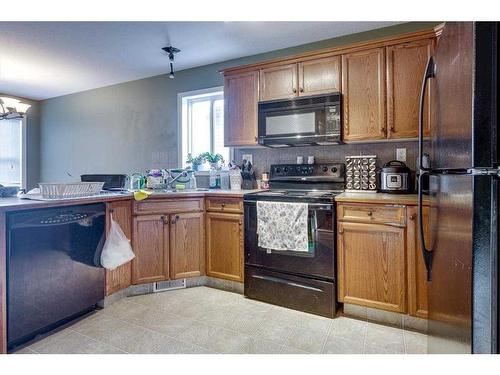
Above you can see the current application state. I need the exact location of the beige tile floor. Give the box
[14,286,427,354]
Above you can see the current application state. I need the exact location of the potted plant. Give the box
[186,153,203,171]
[200,152,224,169]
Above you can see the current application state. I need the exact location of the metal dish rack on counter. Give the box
[345,155,377,193]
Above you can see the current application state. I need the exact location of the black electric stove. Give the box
[243,163,345,318]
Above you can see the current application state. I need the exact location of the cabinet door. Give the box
[298,55,341,96]
[337,221,406,313]
[342,48,386,141]
[224,71,259,147]
[387,39,433,139]
[206,212,244,282]
[407,206,430,318]
[105,200,132,295]
[132,215,169,284]
[259,63,298,101]
[170,212,205,279]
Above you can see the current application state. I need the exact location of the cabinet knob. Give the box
[221,203,225,208]
[299,87,304,93]
[409,214,416,220]
[292,88,297,93]
[161,215,169,224]
[338,229,344,234]
[367,211,373,216]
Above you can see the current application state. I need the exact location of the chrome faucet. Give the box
[164,169,189,189]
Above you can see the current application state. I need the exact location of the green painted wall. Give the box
[40,22,439,182]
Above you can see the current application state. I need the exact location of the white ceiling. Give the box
[0,22,399,100]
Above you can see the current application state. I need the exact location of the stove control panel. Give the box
[270,163,345,179]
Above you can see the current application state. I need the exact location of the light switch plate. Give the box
[396,148,407,162]
[242,154,253,164]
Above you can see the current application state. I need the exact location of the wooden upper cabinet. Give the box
[259,63,298,101]
[224,71,259,147]
[105,200,132,295]
[132,215,169,284]
[387,39,433,139]
[407,206,430,318]
[298,55,341,96]
[170,212,205,279]
[337,220,407,313]
[206,212,244,282]
[342,47,387,141]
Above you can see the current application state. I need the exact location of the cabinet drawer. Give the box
[133,198,204,215]
[338,203,406,227]
[206,196,243,213]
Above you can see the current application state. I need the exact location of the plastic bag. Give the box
[101,215,135,270]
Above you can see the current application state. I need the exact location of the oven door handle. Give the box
[307,203,333,210]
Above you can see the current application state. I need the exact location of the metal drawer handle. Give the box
[292,88,297,93]
[251,274,323,292]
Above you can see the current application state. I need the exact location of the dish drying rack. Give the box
[39,182,105,199]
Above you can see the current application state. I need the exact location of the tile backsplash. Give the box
[234,141,419,178]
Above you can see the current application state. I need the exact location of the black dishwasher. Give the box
[7,203,105,351]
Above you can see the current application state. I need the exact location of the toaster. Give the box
[378,160,413,194]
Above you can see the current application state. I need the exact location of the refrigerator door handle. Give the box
[418,171,433,281]
[418,56,436,173]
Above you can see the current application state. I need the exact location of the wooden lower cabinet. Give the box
[407,206,430,318]
[206,212,244,282]
[170,212,205,279]
[132,215,170,284]
[337,221,407,313]
[105,200,133,295]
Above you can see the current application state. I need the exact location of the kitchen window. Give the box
[178,87,230,168]
[0,118,26,188]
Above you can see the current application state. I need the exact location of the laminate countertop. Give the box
[0,189,260,213]
[335,192,430,206]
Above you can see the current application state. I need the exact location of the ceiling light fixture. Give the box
[162,46,181,79]
[0,97,31,120]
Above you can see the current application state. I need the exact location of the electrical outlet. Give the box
[242,154,253,164]
[396,148,407,162]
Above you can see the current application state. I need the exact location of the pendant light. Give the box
[162,46,180,79]
[0,97,31,120]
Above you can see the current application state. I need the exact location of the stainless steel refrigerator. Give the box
[418,22,498,354]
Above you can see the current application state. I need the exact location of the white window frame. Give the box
[177,86,232,169]
[21,117,27,189]
[0,117,26,189]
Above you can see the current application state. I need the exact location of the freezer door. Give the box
[428,174,498,354]
[427,173,473,353]
[430,22,474,171]
[429,22,497,171]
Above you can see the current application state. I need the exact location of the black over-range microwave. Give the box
[257,93,341,147]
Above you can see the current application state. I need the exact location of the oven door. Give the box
[244,200,335,280]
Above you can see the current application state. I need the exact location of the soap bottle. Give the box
[209,166,217,189]
[189,172,197,190]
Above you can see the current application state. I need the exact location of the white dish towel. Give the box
[256,201,309,252]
